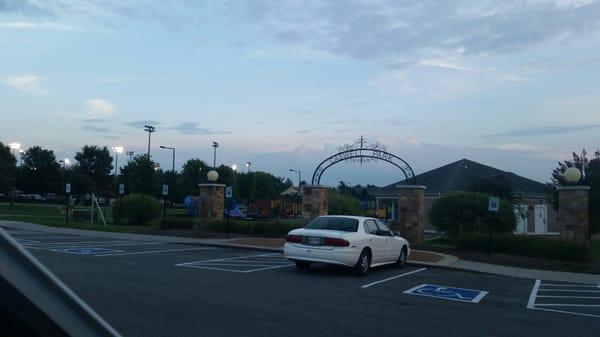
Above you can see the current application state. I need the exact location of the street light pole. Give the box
[8,143,21,210]
[246,162,251,173]
[112,146,124,177]
[160,146,176,173]
[125,151,134,162]
[212,142,219,168]
[289,169,301,192]
[144,125,155,158]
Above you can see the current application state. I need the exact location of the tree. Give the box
[178,159,211,197]
[118,155,159,195]
[72,145,114,194]
[19,146,60,194]
[430,192,516,236]
[0,142,17,194]
[548,149,600,235]
[328,190,362,215]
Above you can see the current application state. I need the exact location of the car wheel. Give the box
[354,249,371,276]
[295,260,311,270]
[396,247,407,268]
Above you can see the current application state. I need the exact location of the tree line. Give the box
[0,142,294,203]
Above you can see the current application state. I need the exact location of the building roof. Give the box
[370,158,548,197]
[280,186,299,196]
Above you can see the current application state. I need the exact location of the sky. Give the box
[1,0,599,187]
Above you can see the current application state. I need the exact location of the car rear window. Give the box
[304,217,359,232]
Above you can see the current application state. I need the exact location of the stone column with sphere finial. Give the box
[558,167,590,241]
[198,169,225,220]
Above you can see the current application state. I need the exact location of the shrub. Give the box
[160,217,196,230]
[114,194,161,225]
[454,233,589,261]
[207,219,303,237]
[328,190,362,215]
[430,192,515,236]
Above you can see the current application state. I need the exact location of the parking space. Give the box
[2,225,598,336]
[527,280,600,318]
[176,253,294,273]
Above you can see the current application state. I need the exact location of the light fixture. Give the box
[564,167,582,184]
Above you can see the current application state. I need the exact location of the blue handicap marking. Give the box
[51,247,124,255]
[403,284,489,303]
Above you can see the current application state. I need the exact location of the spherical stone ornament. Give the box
[564,167,582,183]
[207,170,219,182]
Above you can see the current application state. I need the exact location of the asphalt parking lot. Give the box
[3,226,599,337]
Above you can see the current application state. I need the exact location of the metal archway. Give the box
[311,137,416,185]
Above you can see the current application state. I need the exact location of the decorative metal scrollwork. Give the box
[311,136,416,185]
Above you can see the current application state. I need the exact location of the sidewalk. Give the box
[2,220,599,284]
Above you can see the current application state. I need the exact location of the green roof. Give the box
[371,158,548,196]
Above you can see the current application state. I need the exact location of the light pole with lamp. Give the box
[59,159,71,223]
[111,146,124,177]
[212,142,219,168]
[246,162,251,173]
[8,142,21,210]
[159,145,176,173]
[144,125,155,158]
[125,151,135,162]
[289,169,301,192]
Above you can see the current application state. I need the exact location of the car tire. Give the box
[396,247,407,268]
[354,249,371,276]
[295,260,311,270]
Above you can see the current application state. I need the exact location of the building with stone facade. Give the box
[368,159,558,235]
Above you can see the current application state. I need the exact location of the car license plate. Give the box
[307,236,321,245]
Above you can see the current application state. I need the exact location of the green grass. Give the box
[0,202,189,233]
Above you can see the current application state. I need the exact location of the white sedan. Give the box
[283,215,410,275]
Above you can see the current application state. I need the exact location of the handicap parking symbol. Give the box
[51,247,124,255]
[403,284,489,303]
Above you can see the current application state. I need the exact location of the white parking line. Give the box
[535,304,600,307]
[527,279,600,318]
[538,289,600,293]
[537,296,600,299]
[541,284,600,287]
[360,268,427,289]
[176,253,293,273]
[94,247,214,257]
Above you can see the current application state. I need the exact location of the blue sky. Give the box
[1,0,599,186]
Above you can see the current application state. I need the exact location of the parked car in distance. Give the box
[45,193,58,201]
[283,215,410,275]
[30,194,45,202]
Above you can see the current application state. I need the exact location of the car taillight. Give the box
[286,235,303,243]
[323,237,350,247]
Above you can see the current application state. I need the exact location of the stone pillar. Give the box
[301,185,329,219]
[557,186,590,240]
[396,185,426,245]
[198,184,226,220]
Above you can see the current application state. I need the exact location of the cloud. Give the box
[1,74,46,94]
[168,122,230,135]
[84,99,117,119]
[419,58,470,71]
[82,118,108,123]
[233,1,600,63]
[125,120,161,128]
[0,0,53,16]
[0,21,79,31]
[484,124,600,138]
[295,129,310,134]
[383,117,413,126]
[82,125,111,133]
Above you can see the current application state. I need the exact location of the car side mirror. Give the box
[393,231,401,237]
